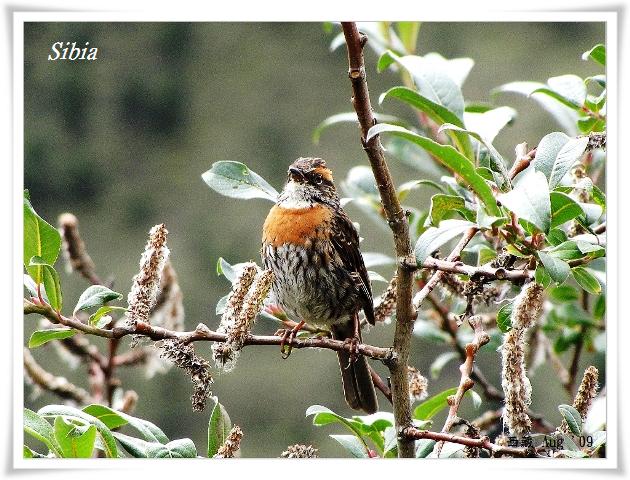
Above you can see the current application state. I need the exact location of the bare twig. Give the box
[402,255,532,282]
[435,315,490,457]
[341,22,415,457]
[24,299,394,362]
[402,427,534,457]
[24,348,92,404]
[368,365,393,404]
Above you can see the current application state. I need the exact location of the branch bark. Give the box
[402,255,532,282]
[24,299,394,362]
[341,22,415,457]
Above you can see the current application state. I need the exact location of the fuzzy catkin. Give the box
[374,275,397,323]
[280,444,319,458]
[408,366,428,403]
[215,426,243,458]
[500,281,544,438]
[560,366,599,434]
[212,266,273,371]
[125,224,170,328]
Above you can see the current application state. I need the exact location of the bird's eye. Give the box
[313,174,323,185]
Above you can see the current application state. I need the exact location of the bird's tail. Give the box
[331,320,378,414]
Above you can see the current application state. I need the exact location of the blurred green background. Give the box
[24,22,605,457]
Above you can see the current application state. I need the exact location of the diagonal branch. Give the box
[341,22,415,458]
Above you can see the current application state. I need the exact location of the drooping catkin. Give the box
[159,339,213,411]
[408,366,428,403]
[212,266,273,371]
[280,444,319,458]
[214,425,243,458]
[374,275,397,323]
[125,224,170,329]
[500,281,544,438]
[560,366,599,434]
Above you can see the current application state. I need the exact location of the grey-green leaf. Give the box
[202,161,279,202]
[497,170,551,232]
[24,408,62,457]
[572,267,602,294]
[82,404,169,443]
[207,397,232,457]
[558,404,582,436]
[550,192,584,228]
[367,124,500,216]
[74,285,123,315]
[533,132,570,180]
[414,219,475,265]
[549,137,589,189]
[538,251,570,284]
[496,301,514,333]
[329,434,369,458]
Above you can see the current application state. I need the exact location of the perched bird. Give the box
[261,157,378,413]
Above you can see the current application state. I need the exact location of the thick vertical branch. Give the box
[341,22,415,458]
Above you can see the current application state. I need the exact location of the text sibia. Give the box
[48,42,98,61]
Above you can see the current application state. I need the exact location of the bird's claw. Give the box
[343,336,361,367]
[278,320,306,359]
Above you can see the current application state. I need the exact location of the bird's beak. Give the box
[288,167,304,182]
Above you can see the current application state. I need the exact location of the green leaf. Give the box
[439,123,510,190]
[367,124,500,216]
[113,433,196,458]
[28,257,62,311]
[496,301,514,333]
[572,267,602,294]
[463,106,516,144]
[82,404,168,443]
[312,111,406,144]
[430,351,459,379]
[533,75,586,109]
[535,265,553,288]
[558,404,582,436]
[306,405,365,439]
[413,388,480,420]
[538,251,570,284]
[550,192,584,228]
[533,132,570,180]
[23,445,35,458]
[497,170,551,232]
[381,52,466,119]
[548,285,580,302]
[426,194,474,226]
[548,241,584,261]
[547,228,568,246]
[396,22,420,53]
[24,408,62,457]
[29,328,77,348]
[201,161,278,202]
[54,417,97,458]
[23,192,62,283]
[582,44,605,66]
[207,397,232,458]
[549,137,589,189]
[414,219,475,265]
[413,388,457,420]
[379,86,473,159]
[330,434,369,458]
[592,185,606,211]
[492,82,578,135]
[89,306,127,326]
[74,285,122,315]
[415,439,436,458]
[38,405,118,458]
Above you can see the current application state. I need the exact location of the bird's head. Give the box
[278,157,338,208]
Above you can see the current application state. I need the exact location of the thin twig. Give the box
[24,348,92,404]
[341,22,415,457]
[402,255,532,282]
[435,315,490,457]
[368,364,393,404]
[24,299,394,362]
[402,427,534,458]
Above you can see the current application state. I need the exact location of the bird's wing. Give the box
[330,210,375,325]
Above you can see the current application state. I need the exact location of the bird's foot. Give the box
[343,335,361,367]
[277,320,306,359]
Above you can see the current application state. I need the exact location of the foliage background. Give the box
[24,22,605,457]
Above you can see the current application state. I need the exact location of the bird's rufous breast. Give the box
[262,204,332,247]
